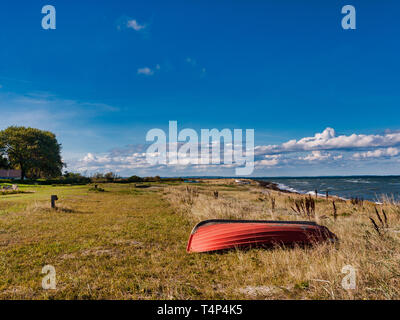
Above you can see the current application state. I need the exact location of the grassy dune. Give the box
[0,180,399,299]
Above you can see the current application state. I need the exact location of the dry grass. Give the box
[164,181,400,299]
[0,180,399,300]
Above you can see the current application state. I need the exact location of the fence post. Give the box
[51,195,58,209]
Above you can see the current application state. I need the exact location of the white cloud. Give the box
[75,151,150,174]
[387,147,399,156]
[254,154,280,167]
[257,158,279,166]
[137,64,161,76]
[72,142,258,175]
[137,67,154,76]
[353,147,399,159]
[126,19,146,31]
[299,151,331,161]
[68,128,400,176]
[255,127,400,156]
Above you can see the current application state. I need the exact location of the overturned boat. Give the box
[187,219,337,253]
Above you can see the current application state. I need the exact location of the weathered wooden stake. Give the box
[51,195,58,209]
[332,200,337,221]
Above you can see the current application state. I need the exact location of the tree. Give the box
[128,175,143,182]
[104,172,118,181]
[0,126,64,180]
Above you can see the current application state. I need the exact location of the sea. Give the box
[257,176,400,202]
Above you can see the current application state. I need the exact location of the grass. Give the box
[0,179,399,299]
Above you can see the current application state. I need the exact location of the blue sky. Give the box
[1,0,400,176]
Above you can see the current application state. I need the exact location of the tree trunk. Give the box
[20,164,25,181]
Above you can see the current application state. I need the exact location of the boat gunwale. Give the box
[190,219,318,235]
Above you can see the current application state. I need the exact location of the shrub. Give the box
[89,186,106,192]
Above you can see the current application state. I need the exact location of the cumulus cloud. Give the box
[353,147,399,159]
[137,67,154,76]
[68,128,400,176]
[299,151,331,161]
[126,19,146,31]
[71,140,257,175]
[256,159,279,166]
[255,127,400,156]
[255,155,280,166]
[116,17,148,33]
[72,151,161,176]
[137,64,160,76]
[73,150,236,174]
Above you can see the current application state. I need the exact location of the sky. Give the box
[1,0,400,177]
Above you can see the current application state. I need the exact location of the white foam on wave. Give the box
[276,183,301,194]
[345,179,371,184]
[277,185,348,201]
[305,190,327,198]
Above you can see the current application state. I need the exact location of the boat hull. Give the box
[187,219,337,253]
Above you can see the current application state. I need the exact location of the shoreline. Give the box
[201,178,379,204]
[194,177,396,204]
[255,179,387,205]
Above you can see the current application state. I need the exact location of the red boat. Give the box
[187,219,337,253]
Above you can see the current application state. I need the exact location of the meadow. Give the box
[0,179,399,299]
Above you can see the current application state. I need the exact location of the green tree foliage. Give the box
[0,126,64,180]
[62,171,91,184]
[104,172,118,181]
[127,175,143,182]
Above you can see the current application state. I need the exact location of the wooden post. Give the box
[51,195,58,209]
[315,189,318,199]
[326,190,329,200]
[332,201,337,221]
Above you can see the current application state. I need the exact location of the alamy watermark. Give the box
[145,121,255,175]
[39,5,355,31]
[41,5,56,30]
[42,265,56,290]
[341,265,356,290]
[341,5,356,30]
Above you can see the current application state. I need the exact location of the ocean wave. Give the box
[344,179,371,184]
[276,183,301,194]
[262,177,400,202]
[305,190,327,198]
[276,184,340,199]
